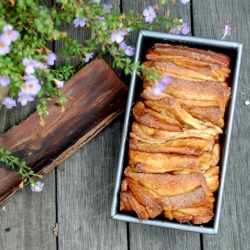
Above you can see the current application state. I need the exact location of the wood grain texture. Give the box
[192,0,250,249]
[56,1,128,250]
[0,170,57,250]
[129,224,201,250]
[57,119,128,250]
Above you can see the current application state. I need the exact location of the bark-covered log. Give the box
[0,56,128,204]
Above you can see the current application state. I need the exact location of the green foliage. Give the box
[0,147,40,187]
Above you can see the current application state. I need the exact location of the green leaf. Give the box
[124,67,130,75]
[0,147,5,154]
[13,157,19,164]
[65,16,72,23]
[20,161,26,167]
[17,0,26,9]
[29,170,35,175]
[39,10,48,18]
[0,156,6,162]
[127,57,132,64]
[26,0,34,6]
[165,22,171,30]
[37,89,45,98]
[5,150,11,156]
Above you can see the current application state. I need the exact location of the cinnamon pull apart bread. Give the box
[119,43,231,224]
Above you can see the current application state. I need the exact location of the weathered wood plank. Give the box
[57,119,128,250]
[192,0,250,249]
[56,1,129,249]
[121,1,201,249]
[0,170,57,250]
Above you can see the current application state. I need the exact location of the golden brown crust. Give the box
[129,137,213,156]
[144,60,225,82]
[133,101,183,132]
[182,106,224,128]
[121,177,214,223]
[129,149,198,173]
[122,178,163,219]
[131,121,217,142]
[124,166,212,196]
[147,43,231,68]
[120,191,150,220]
[144,78,231,112]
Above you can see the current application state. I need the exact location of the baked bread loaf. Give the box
[120,43,231,224]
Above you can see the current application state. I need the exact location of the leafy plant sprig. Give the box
[0,147,42,188]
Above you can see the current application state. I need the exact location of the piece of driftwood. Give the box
[0,56,128,204]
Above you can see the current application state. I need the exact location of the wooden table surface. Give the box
[0,0,249,249]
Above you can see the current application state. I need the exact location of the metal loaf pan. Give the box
[111,30,243,234]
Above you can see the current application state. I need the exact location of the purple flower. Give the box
[143,6,156,23]
[22,58,40,68]
[73,17,87,28]
[119,42,135,56]
[22,58,40,75]
[124,46,135,56]
[53,79,65,88]
[25,65,35,75]
[2,97,16,109]
[171,26,181,35]
[119,42,127,50]
[84,52,94,63]
[152,83,165,95]
[31,181,44,192]
[180,0,190,4]
[46,52,56,66]
[222,20,232,32]
[56,80,65,89]
[23,77,41,96]
[1,24,19,45]
[160,75,172,85]
[0,37,10,55]
[181,23,190,35]
[111,29,127,43]
[0,75,11,86]
[151,75,172,95]
[221,20,232,40]
[18,91,34,106]
[171,22,190,35]
[103,3,113,13]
